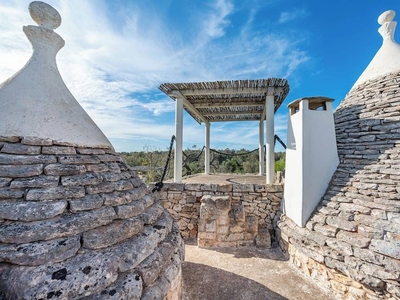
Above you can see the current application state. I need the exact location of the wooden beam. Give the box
[202,110,262,117]
[171,91,207,124]
[207,117,261,122]
[170,87,266,96]
[193,102,263,108]
[170,86,284,96]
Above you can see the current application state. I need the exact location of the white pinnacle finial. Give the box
[29,1,61,30]
[377,10,396,42]
[351,10,400,90]
[0,2,113,149]
[378,10,395,25]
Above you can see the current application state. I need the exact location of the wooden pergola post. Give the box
[205,121,210,174]
[174,96,183,183]
[265,88,275,184]
[259,120,265,175]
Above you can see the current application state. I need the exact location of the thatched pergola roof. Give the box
[159,78,289,124]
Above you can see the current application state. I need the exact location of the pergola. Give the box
[159,78,290,184]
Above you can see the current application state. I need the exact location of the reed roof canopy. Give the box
[159,78,290,124]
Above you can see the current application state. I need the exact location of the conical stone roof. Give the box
[0,1,113,149]
[0,2,183,299]
[277,10,400,299]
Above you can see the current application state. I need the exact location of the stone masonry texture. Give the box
[155,182,283,248]
[0,137,184,300]
[276,72,400,300]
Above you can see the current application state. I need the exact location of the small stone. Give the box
[104,213,173,273]
[0,136,19,142]
[360,262,398,280]
[102,191,129,206]
[140,202,165,225]
[114,180,134,191]
[85,182,115,194]
[1,143,41,155]
[26,187,85,201]
[135,242,175,287]
[0,178,12,188]
[115,200,145,219]
[69,195,104,212]
[370,239,400,260]
[232,184,254,193]
[86,164,108,173]
[326,216,357,232]
[58,155,100,165]
[82,218,144,249]
[76,148,105,155]
[97,154,123,163]
[21,137,53,146]
[42,146,76,155]
[0,235,80,266]
[326,238,353,256]
[10,175,59,189]
[101,172,124,182]
[0,200,67,221]
[0,206,116,243]
[0,164,43,177]
[61,173,103,187]
[44,164,86,176]
[130,177,144,188]
[0,251,118,299]
[0,188,24,199]
[336,230,371,248]
[313,223,338,237]
[0,154,56,165]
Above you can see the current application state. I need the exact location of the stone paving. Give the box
[168,174,269,185]
[182,243,337,300]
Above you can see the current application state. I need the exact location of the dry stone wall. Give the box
[0,136,184,300]
[156,182,283,245]
[197,195,261,247]
[276,72,400,300]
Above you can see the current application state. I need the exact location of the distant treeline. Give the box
[119,145,285,183]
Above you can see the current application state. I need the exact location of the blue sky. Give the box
[0,0,399,152]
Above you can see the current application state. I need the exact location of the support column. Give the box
[259,120,265,175]
[174,97,183,183]
[205,121,210,175]
[265,88,275,184]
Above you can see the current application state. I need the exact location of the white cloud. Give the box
[0,0,309,152]
[202,0,234,40]
[278,8,307,24]
[141,99,175,116]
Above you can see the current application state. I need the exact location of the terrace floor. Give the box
[182,243,337,300]
[167,173,270,185]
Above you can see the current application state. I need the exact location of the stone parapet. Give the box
[155,181,283,243]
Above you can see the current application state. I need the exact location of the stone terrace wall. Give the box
[157,182,283,241]
[276,72,400,300]
[0,136,184,300]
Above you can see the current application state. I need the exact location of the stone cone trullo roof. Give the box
[352,10,400,90]
[0,1,113,149]
[0,2,183,299]
[277,11,400,297]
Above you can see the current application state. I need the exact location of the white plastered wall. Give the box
[283,99,339,227]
